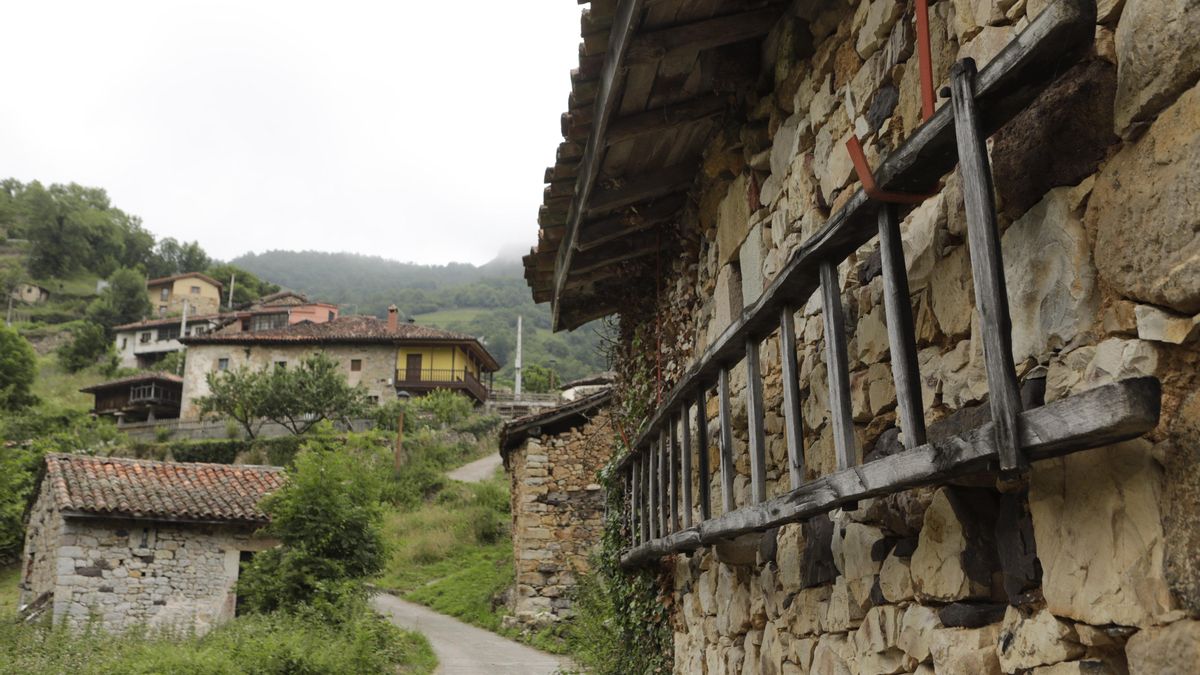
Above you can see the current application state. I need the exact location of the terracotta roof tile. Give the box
[44,454,285,524]
[79,372,183,393]
[147,272,223,288]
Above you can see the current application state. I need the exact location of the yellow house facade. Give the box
[395,343,493,402]
[147,272,223,317]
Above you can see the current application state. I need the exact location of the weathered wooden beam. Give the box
[612,0,1096,466]
[552,0,645,330]
[681,404,694,529]
[568,237,660,277]
[779,305,805,489]
[718,368,736,513]
[619,377,1161,567]
[658,430,669,535]
[669,419,679,533]
[586,163,696,216]
[606,95,729,146]
[625,6,784,65]
[878,204,927,447]
[695,388,711,521]
[820,262,856,473]
[632,457,642,545]
[950,59,1024,474]
[575,195,684,252]
[648,437,658,540]
[745,339,767,504]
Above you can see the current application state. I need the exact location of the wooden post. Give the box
[695,388,711,521]
[668,416,679,533]
[877,204,928,448]
[745,339,767,504]
[648,441,658,540]
[640,453,650,543]
[681,404,694,529]
[778,306,805,489]
[659,429,669,535]
[949,59,1024,474]
[820,262,857,473]
[717,368,736,513]
[631,458,642,545]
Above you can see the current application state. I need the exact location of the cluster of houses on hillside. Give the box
[83,272,500,426]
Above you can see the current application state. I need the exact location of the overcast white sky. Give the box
[1,1,581,265]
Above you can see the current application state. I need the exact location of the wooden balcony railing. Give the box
[395,368,491,402]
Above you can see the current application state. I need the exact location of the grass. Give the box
[0,608,437,674]
[0,563,19,615]
[30,356,101,410]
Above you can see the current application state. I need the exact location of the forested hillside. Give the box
[232,250,610,386]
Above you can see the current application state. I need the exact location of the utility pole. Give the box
[5,296,12,326]
[228,273,236,310]
[514,315,523,400]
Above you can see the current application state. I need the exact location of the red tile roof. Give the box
[147,272,224,289]
[182,315,500,370]
[79,372,183,394]
[44,454,285,524]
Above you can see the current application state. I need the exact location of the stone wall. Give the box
[506,407,612,627]
[180,343,399,419]
[609,0,1200,672]
[20,486,274,633]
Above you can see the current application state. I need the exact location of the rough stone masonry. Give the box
[602,0,1200,673]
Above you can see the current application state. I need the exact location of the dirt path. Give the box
[446,453,503,483]
[372,593,569,675]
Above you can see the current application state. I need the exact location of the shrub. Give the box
[257,435,305,467]
[237,437,388,616]
[55,321,110,373]
[0,323,37,410]
[409,389,473,427]
[168,439,243,464]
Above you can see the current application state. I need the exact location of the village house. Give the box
[499,389,612,628]
[524,0,1200,672]
[178,305,499,418]
[113,291,339,369]
[147,272,223,317]
[80,372,183,423]
[18,454,282,634]
[10,281,49,305]
[113,314,224,369]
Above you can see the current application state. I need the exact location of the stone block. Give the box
[1091,81,1200,313]
[878,549,913,603]
[1001,186,1098,363]
[898,603,942,663]
[1029,440,1175,627]
[1113,0,1200,136]
[718,175,752,265]
[929,245,974,339]
[911,487,999,602]
[1134,304,1199,344]
[997,606,1086,673]
[929,624,1003,675]
[855,0,905,60]
[740,221,769,308]
[1124,619,1200,675]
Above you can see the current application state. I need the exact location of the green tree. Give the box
[522,363,558,393]
[260,354,371,434]
[148,238,212,278]
[206,263,280,307]
[87,268,152,331]
[197,366,269,438]
[56,321,110,372]
[237,439,388,615]
[0,324,37,410]
[197,354,369,437]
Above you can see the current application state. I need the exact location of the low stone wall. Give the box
[505,408,612,628]
[118,417,375,442]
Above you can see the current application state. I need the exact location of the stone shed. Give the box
[18,454,283,633]
[499,389,614,627]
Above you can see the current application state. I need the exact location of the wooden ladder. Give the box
[618,0,1161,569]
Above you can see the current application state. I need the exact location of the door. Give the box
[406,354,423,381]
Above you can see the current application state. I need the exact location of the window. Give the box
[190,286,201,294]
[275,361,287,369]
[157,326,180,341]
[158,305,167,317]
[139,332,152,344]
[367,395,379,404]
[217,358,229,371]
[249,313,288,332]
[350,359,362,372]
[328,311,335,321]
[191,325,207,336]
[120,338,128,350]
[160,287,169,301]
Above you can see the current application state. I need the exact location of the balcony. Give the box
[129,383,181,405]
[395,368,491,404]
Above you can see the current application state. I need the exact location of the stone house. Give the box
[147,272,224,317]
[10,282,49,305]
[499,389,613,627]
[18,454,282,633]
[178,307,499,418]
[523,0,1200,673]
[113,314,225,369]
